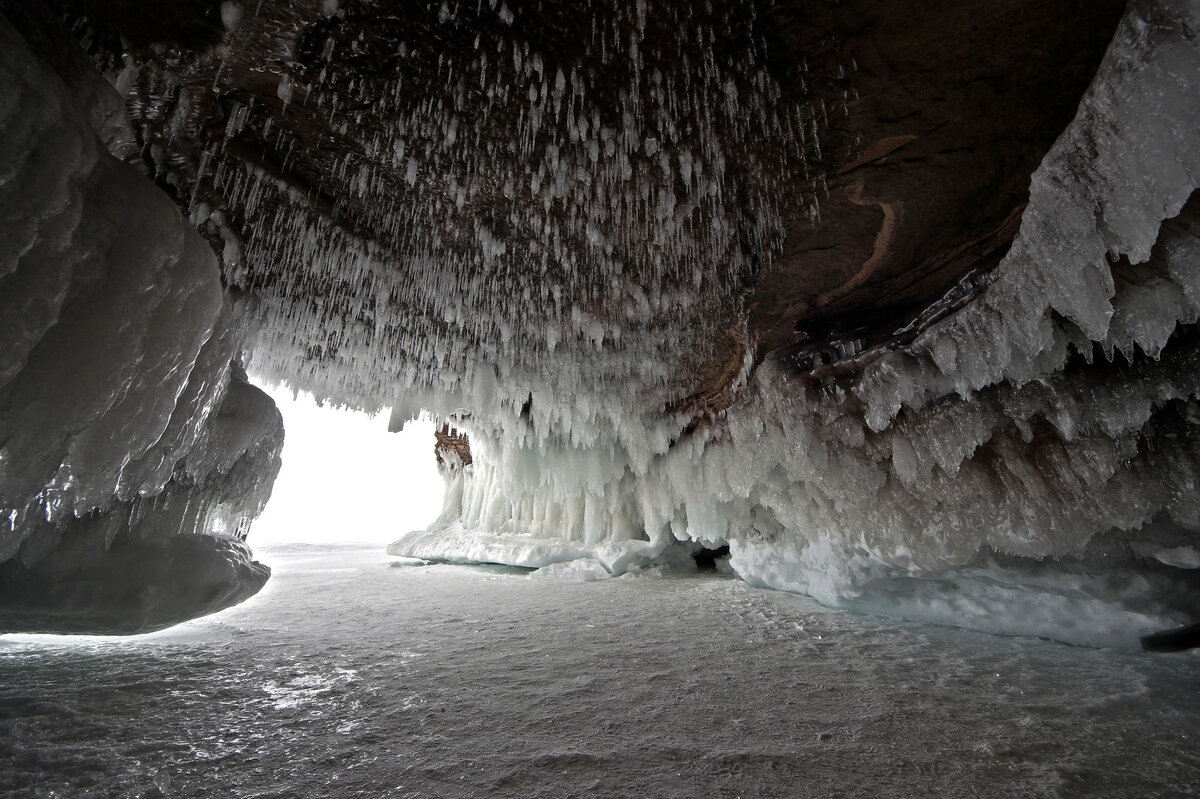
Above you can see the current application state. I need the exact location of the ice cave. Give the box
[2,0,1200,795]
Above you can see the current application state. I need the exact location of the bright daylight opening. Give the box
[250,380,444,547]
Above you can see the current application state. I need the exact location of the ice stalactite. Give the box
[391,0,1200,646]
[88,0,828,448]
[0,14,281,633]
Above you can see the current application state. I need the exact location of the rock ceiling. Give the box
[15,0,1127,426]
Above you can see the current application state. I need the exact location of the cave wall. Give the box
[750,0,1128,358]
[387,0,1200,644]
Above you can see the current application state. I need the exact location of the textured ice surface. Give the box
[388,0,1200,643]
[2,546,1198,797]
[0,16,223,522]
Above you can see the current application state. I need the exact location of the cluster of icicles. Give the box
[184,0,842,447]
[388,0,1200,647]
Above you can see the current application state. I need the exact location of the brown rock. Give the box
[434,423,473,472]
[749,0,1128,364]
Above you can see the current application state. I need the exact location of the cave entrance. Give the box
[249,380,444,547]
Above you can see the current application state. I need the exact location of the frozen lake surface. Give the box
[1,544,1198,798]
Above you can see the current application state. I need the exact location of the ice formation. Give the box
[389,0,1200,644]
[0,14,280,633]
[2,0,1200,642]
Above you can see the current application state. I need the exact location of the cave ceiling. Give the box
[16,0,1126,424]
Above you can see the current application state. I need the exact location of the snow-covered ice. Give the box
[1,544,1197,798]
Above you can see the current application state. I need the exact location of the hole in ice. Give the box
[250,380,444,547]
[390,556,535,576]
[461,563,538,576]
[692,544,730,571]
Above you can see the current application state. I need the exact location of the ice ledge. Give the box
[387,522,677,575]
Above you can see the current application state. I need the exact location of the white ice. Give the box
[2,545,1197,797]
[385,0,1200,644]
[0,13,284,631]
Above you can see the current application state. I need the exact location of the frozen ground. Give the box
[0,544,1197,799]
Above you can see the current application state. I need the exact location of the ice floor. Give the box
[1,545,1198,799]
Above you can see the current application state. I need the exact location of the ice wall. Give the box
[0,15,281,633]
[390,0,1200,646]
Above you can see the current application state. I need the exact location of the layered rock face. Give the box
[2,0,1199,642]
